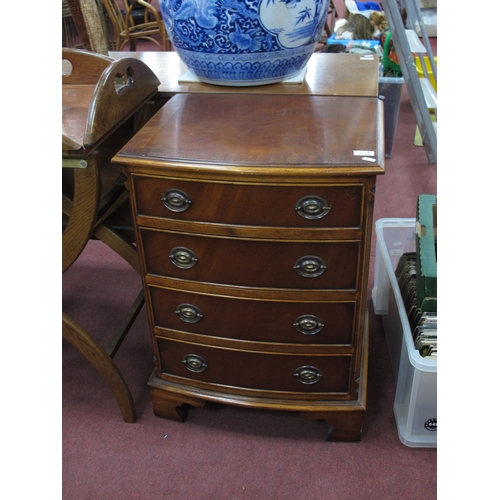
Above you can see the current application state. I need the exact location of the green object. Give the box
[416,195,437,311]
[382,32,402,77]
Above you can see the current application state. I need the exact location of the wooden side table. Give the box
[114,92,384,439]
[62,48,160,422]
[109,51,380,99]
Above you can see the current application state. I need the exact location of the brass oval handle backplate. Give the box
[295,196,331,220]
[293,314,324,335]
[293,256,327,278]
[169,247,198,269]
[161,189,192,213]
[175,304,203,323]
[181,354,208,373]
[294,366,323,385]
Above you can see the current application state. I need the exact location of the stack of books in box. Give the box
[395,195,437,358]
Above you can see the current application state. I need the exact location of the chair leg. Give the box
[63,312,137,423]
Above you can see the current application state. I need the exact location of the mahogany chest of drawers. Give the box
[114,93,384,441]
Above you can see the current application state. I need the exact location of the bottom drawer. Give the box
[157,337,352,394]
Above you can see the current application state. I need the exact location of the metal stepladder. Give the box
[380,0,437,164]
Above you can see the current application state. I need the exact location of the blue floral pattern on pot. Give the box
[159,0,329,86]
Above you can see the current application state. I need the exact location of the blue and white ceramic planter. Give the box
[159,0,329,86]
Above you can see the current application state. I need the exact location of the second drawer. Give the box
[140,229,360,290]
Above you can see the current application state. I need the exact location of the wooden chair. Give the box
[62,48,160,422]
[101,0,171,51]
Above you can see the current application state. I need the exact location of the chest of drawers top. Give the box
[113,93,384,179]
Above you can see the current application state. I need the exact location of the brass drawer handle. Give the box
[161,189,192,213]
[294,366,323,385]
[293,314,324,335]
[182,354,208,373]
[295,196,331,220]
[169,247,198,269]
[175,304,203,323]
[293,256,327,277]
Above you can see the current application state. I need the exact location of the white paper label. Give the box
[390,249,404,257]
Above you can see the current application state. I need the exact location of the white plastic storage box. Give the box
[372,218,437,448]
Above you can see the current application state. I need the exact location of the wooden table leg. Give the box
[63,312,136,423]
[93,223,141,274]
[62,153,100,273]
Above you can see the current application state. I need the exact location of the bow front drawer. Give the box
[132,176,364,229]
[157,337,352,394]
[140,229,360,290]
[149,285,356,345]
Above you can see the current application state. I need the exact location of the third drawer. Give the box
[149,285,357,345]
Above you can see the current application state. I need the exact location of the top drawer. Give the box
[132,176,364,229]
